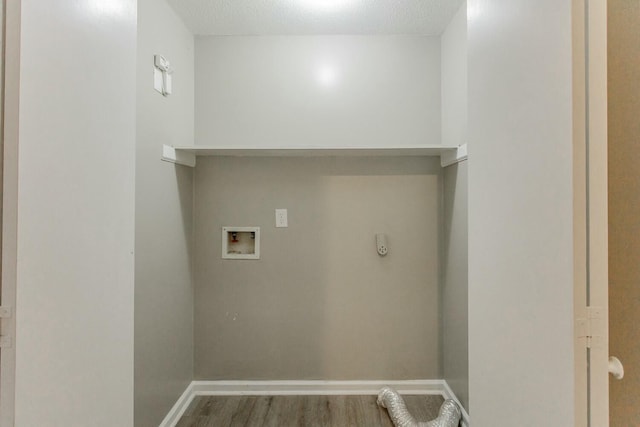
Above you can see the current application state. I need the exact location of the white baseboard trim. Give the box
[189,379,444,396]
[160,379,470,427]
[158,382,196,427]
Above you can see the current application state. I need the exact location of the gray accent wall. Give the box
[442,162,468,411]
[194,156,442,380]
[135,0,195,425]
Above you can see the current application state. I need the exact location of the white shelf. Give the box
[161,144,467,168]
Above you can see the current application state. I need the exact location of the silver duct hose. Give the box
[377,387,462,427]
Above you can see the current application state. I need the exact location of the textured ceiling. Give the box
[166,0,466,36]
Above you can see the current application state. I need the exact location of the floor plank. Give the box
[177,394,445,426]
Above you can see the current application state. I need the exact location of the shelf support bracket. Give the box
[162,145,196,168]
[440,143,468,167]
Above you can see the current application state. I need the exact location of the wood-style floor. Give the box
[176,394,445,427]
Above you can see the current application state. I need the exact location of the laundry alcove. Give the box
[4,0,584,425]
[136,1,468,426]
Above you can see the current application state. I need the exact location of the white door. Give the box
[573,0,609,426]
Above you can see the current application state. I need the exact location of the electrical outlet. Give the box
[275,209,288,228]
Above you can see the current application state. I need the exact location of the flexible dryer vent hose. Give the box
[377,387,462,427]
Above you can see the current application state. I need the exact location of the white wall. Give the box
[135,0,195,426]
[195,36,441,148]
[441,3,468,411]
[467,0,575,425]
[13,0,137,425]
[441,2,467,149]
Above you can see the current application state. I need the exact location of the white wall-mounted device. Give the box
[153,54,173,97]
[222,227,260,260]
[376,233,388,256]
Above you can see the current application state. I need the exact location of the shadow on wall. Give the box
[441,162,468,411]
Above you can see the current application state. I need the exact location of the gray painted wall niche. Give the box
[193,156,444,380]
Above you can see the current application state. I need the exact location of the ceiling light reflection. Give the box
[299,0,354,13]
[467,3,482,22]
[87,0,129,18]
[317,64,338,87]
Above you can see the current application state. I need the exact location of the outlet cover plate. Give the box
[275,209,288,228]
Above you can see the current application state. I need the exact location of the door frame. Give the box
[574,0,609,426]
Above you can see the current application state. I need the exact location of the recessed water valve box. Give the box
[222,227,260,260]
